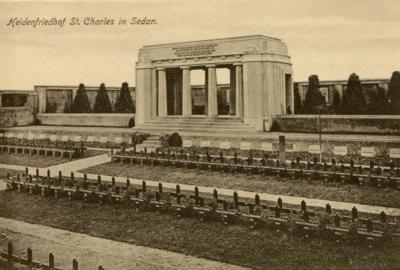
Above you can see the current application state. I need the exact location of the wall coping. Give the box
[274,115,400,120]
[39,113,135,116]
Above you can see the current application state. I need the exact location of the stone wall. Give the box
[270,115,400,135]
[0,107,35,128]
[38,113,135,127]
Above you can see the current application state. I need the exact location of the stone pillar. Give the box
[151,68,157,118]
[35,87,47,113]
[181,66,191,116]
[235,64,244,117]
[135,65,152,125]
[206,65,217,117]
[229,67,236,115]
[157,68,167,117]
[0,94,2,108]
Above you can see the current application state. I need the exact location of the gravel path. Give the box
[0,217,248,270]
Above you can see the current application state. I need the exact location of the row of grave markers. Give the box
[3,132,400,158]
[2,242,105,270]
[2,133,126,144]
[183,139,400,158]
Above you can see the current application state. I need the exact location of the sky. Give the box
[0,0,400,90]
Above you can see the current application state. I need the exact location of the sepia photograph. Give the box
[1,0,400,269]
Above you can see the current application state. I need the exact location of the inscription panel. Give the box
[172,44,218,58]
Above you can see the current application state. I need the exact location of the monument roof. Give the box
[143,35,282,48]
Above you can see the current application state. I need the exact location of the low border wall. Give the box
[38,113,135,127]
[271,115,400,135]
[0,107,35,128]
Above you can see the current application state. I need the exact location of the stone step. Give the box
[136,127,259,135]
[154,117,243,122]
[140,123,250,129]
[139,126,253,132]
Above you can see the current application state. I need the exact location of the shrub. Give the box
[341,73,366,114]
[388,71,400,114]
[128,117,135,128]
[114,82,134,113]
[303,75,325,114]
[168,132,182,147]
[131,132,149,145]
[93,83,112,113]
[159,132,182,147]
[293,87,302,114]
[71,83,91,113]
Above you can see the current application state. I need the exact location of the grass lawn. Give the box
[0,192,399,270]
[81,162,400,209]
[0,150,107,168]
[0,168,22,179]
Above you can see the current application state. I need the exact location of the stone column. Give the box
[235,64,244,117]
[0,94,2,108]
[151,68,157,118]
[157,68,167,117]
[206,65,217,117]
[229,67,236,115]
[181,66,192,116]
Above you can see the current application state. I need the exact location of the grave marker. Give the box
[49,135,58,141]
[182,140,192,147]
[220,141,231,149]
[261,142,273,152]
[333,146,348,156]
[200,140,211,148]
[240,141,251,151]
[100,136,108,143]
[308,144,321,154]
[389,148,400,159]
[361,147,376,157]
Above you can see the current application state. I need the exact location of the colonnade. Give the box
[156,64,243,117]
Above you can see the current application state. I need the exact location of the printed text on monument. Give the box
[172,44,218,57]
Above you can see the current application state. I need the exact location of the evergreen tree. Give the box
[331,89,341,114]
[388,71,400,114]
[368,87,389,115]
[93,83,112,113]
[303,75,324,114]
[71,83,91,113]
[294,87,302,114]
[114,82,134,113]
[341,73,366,114]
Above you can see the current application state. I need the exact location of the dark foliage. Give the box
[367,87,389,115]
[341,73,366,114]
[128,117,135,128]
[294,87,302,114]
[71,83,91,113]
[331,89,341,113]
[114,82,134,113]
[303,75,325,114]
[167,132,182,147]
[388,71,400,114]
[93,83,112,113]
